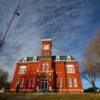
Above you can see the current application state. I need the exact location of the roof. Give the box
[19,55,76,62]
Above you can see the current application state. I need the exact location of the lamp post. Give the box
[0,4,20,48]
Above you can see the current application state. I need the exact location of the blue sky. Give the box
[0,0,100,89]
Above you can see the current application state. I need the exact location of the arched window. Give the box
[73,77,77,87]
[67,77,72,87]
[45,63,49,71]
[42,63,45,72]
[42,63,49,72]
[60,78,62,88]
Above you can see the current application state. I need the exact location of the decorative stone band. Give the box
[10,88,83,92]
[10,89,35,92]
[54,89,83,92]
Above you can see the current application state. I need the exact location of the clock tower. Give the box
[41,39,52,56]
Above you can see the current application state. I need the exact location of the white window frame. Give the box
[42,63,45,72]
[43,44,49,50]
[45,63,49,71]
[42,63,49,72]
[68,77,72,87]
[20,78,24,87]
[73,78,77,87]
[67,64,75,73]
[19,66,26,74]
[28,78,34,88]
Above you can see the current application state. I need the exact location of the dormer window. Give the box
[43,44,49,50]
[67,55,71,61]
[33,56,37,62]
[56,55,60,61]
[23,57,27,62]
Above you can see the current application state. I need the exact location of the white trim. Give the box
[67,64,75,73]
[18,61,39,63]
[33,56,37,62]
[55,89,83,92]
[10,88,83,92]
[56,55,60,61]
[10,89,16,91]
[67,55,71,61]
[23,57,27,62]
[41,39,52,41]
[19,66,27,74]
[54,60,78,62]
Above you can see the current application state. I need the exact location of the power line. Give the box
[0,4,20,48]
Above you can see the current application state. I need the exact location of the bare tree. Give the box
[83,31,100,92]
[0,69,8,89]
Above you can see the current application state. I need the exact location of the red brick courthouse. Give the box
[10,39,83,93]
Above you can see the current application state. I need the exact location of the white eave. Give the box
[41,39,52,41]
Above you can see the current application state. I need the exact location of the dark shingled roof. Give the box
[19,55,76,62]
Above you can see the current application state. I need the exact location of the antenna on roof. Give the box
[0,3,20,48]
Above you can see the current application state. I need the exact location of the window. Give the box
[20,78,24,87]
[67,77,72,87]
[56,77,59,88]
[42,63,45,72]
[60,78,62,88]
[16,79,20,87]
[42,63,49,72]
[19,66,26,74]
[28,79,34,88]
[43,44,49,50]
[67,64,75,73]
[45,63,49,71]
[73,78,77,87]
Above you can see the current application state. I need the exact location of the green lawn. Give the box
[0,93,100,100]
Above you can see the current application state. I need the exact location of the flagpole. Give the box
[0,4,20,48]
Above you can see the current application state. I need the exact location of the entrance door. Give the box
[40,76,48,92]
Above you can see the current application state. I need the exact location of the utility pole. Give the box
[0,4,20,48]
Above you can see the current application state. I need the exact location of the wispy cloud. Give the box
[0,0,100,82]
